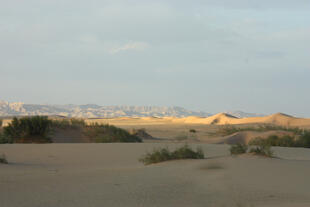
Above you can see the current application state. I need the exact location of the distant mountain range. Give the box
[225,111,266,118]
[0,101,265,118]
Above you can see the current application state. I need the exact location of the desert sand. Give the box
[85,113,310,128]
[1,143,310,207]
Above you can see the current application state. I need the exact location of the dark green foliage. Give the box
[3,116,52,143]
[0,119,2,127]
[0,132,13,144]
[84,124,142,143]
[171,145,204,159]
[230,143,248,155]
[249,135,296,148]
[295,131,310,148]
[217,124,306,136]
[0,154,8,164]
[139,145,204,165]
[230,142,273,157]
[249,143,273,157]
[189,129,197,133]
[51,118,85,129]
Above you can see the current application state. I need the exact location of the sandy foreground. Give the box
[1,143,310,207]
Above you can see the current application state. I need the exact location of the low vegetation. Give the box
[0,154,8,164]
[217,124,307,136]
[3,116,52,143]
[84,123,142,143]
[0,119,2,127]
[295,131,310,148]
[249,143,274,157]
[230,143,248,155]
[0,116,143,144]
[249,133,310,148]
[139,144,204,165]
[249,135,295,147]
[51,118,86,129]
[230,142,273,157]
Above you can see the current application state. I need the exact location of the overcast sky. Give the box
[0,0,309,116]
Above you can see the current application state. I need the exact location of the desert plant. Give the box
[0,119,2,127]
[217,124,307,136]
[139,144,204,165]
[0,154,8,164]
[3,116,52,143]
[51,118,85,129]
[249,143,273,157]
[172,145,204,159]
[230,143,248,155]
[0,133,13,144]
[84,124,142,143]
[249,135,296,148]
[189,129,197,133]
[296,131,310,148]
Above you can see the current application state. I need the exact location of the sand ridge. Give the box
[1,143,310,207]
[84,113,310,128]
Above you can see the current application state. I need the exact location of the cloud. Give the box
[109,41,150,54]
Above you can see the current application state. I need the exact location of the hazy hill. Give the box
[0,101,211,118]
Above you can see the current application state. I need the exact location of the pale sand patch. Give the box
[1,144,310,207]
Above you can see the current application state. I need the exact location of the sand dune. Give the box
[1,143,310,207]
[84,113,310,128]
[3,113,310,128]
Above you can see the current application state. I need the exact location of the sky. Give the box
[0,0,309,116]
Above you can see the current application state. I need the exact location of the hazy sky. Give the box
[1,0,309,116]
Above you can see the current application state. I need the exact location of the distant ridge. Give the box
[0,101,211,118]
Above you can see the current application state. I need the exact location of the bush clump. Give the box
[0,154,8,164]
[230,142,273,157]
[84,124,142,143]
[295,132,310,148]
[51,118,85,129]
[249,143,273,157]
[3,116,52,143]
[217,124,306,136]
[249,135,296,147]
[230,143,248,155]
[139,144,204,165]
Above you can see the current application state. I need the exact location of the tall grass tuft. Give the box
[84,123,142,143]
[139,144,204,165]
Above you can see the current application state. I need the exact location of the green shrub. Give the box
[139,144,204,165]
[0,154,8,164]
[249,143,273,157]
[277,135,296,147]
[172,145,204,159]
[3,116,52,143]
[0,119,2,127]
[295,132,310,148]
[249,135,295,147]
[84,124,142,143]
[51,118,85,129]
[217,124,307,136]
[189,129,197,133]
[0,133,13,144]
[230,143,248,155]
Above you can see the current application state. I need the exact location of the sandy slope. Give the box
[85,113,310,128]
[1,143,310,207]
